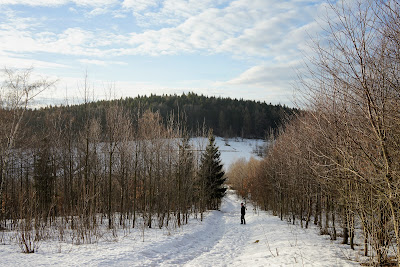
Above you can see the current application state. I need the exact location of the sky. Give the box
[0,0,330,107]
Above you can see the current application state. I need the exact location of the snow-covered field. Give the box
[0,138,362,266]
[192,137,264,170]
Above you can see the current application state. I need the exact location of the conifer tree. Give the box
[199,133,226,210]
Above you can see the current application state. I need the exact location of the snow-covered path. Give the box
[176,190,358,267]
[182,192,249,266]
[1,190,360,266]
[95,191,251,267]
[95,190,359,266]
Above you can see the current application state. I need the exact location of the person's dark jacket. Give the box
[241,205,246,215]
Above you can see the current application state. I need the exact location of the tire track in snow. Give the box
[95,191,248,267]
[95,211,225,267]
[138,210,226,266]
[183,191,249,266]
[136,191,249,266]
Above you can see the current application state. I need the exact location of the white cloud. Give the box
[58,28,91,46]
[0,0,118,7]
[74,0,118,6]
[122,0,160,12]
[112,11,127,18]
[213,59,305,106]
[0,54,68,69]
[0,0,68,6]
[0,0,330,106]
[131,0,228,27]
[0,21,128,57]
[109,0,323,60]
[78,59,127,66]
[220,61,301,88]
[87,7,109,17]
[0,0,325,59]
[0,11,42,31]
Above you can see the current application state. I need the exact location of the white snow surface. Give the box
[0,191,360,266]
[0,138,362,266]
[191,137,264,169]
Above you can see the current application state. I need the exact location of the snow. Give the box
[191,137,264,169]
[0,138,362,266]
[0,191,360,266]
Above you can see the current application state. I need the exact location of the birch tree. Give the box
[0,67,55,228]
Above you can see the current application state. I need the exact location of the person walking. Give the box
[241,203,246,224]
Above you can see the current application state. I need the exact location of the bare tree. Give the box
[0,67,55,228]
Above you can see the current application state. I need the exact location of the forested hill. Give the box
[29,93,297,139]
[117,94,297,138]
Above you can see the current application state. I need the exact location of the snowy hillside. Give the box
[0,190,360,266]
[192,137,265,169]
[0,138,362,266]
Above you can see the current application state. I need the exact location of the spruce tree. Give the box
[199,134,226,210]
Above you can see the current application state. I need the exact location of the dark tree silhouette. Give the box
[33,141,55,221]
[199,133,226,210]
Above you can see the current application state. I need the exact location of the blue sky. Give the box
[0,0,329,106]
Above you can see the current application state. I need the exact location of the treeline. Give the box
[0,68,226,252]
[25,93,296,140]
[228,1,400,266]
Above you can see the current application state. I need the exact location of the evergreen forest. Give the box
[24,93,296,140]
